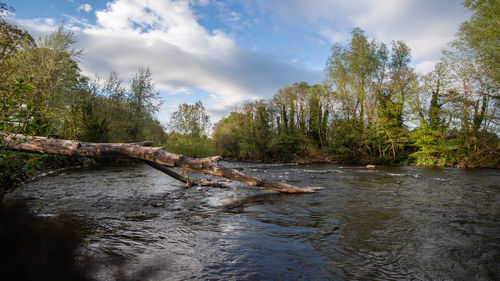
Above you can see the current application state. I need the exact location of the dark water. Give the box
[6,163,500,280]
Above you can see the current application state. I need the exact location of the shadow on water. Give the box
[0,201,93,281]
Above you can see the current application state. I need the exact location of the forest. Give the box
[0,0,499,192]
[213,1,499,167]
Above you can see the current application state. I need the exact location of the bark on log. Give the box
[1,133,323,193]
[198,178,232,189]
[143,160,194,187]
[132,142,195,187]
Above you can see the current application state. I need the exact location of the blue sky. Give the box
[6,0,468,124]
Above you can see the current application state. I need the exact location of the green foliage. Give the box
[213,112,245,159]
[1,26,81,136]
[127,67,161,142]
[0,76,48,193]
[459,0,500,84]
[0,7,170,200]
[0,77,40,137]
[0,151,84,200]
[268,133,301,157]
[409,124,452,166]
[164,132,216,158]
[0,1,498,170]
[324,28,418,163]
[0,9,35,63]
[214,100,275,160]
[169,101,210,137]
[166,101,215,157]
[213,23,498,167]
[1,25,167,147]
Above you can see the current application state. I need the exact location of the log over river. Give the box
[5,162,500,280]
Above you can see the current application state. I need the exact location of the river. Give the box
[5,162,500,280]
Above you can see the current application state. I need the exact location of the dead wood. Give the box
[1,133,323,193]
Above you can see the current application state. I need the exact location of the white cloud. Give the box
[13,0,321,123]
[318,28,349,45]
[254,0,467,73]
[13,0,464,123]
[415,60,438,74]
[77,3,93,13]
[9,18,59,37]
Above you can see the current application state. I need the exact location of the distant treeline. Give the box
[214,1,499,167]
[0,25,166,144]
[0,3,170,189]
[1,0,499,170]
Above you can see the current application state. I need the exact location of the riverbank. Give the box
[0,152,94,203]
[222,150,500,169]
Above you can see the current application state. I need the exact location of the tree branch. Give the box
[1,133,323,193]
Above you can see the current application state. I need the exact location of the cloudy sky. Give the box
[7,0,469,124]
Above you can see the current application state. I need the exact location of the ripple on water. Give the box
[4,163,500,280]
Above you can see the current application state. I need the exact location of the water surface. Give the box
[7,163,500,280]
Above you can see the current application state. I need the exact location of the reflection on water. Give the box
[6,163,500,280]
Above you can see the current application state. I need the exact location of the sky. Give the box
[6,0,469,125]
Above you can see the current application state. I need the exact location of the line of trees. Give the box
[214,0,499,167]
[1,0,498,169]
[0,3,169,190]
[0,18,166,145]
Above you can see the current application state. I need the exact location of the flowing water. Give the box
[5,163,500,280]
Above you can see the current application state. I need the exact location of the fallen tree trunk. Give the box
[144,160,194,187]
[1,133,323,193]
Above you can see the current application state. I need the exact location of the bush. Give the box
[164,132,216,158]
[268,134,301,157]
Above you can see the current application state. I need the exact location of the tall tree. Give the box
[326,27,393,161]
[167,101,214,157]
[375,41,416,160]
[346,27,380,125]
[2,27,81,135]
[128,67,160,141]
[214,112,247,158]
[169,101,210,137]
[458,0,500,85]
[102,71,131,142]
[307,84,329,147]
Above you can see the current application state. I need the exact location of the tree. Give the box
[0,3,35,63]
[458,0,500,85]
[0,78,38,145]
[273,85,296,135]
[65,77,110,142]
[2,26,81,135]
[442,44,497,137]
[326,27,396,161]
[451,0,500,135]
[102,71,132,142]
[214,112,245,158]
[167,101,214,157]
[346,27,380,125]
[169,101,210,137]
[375,41,416,160]
[240,100,274,159]
[307,84,329,147]
[0,3,36,134]
[128,67,160,141]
